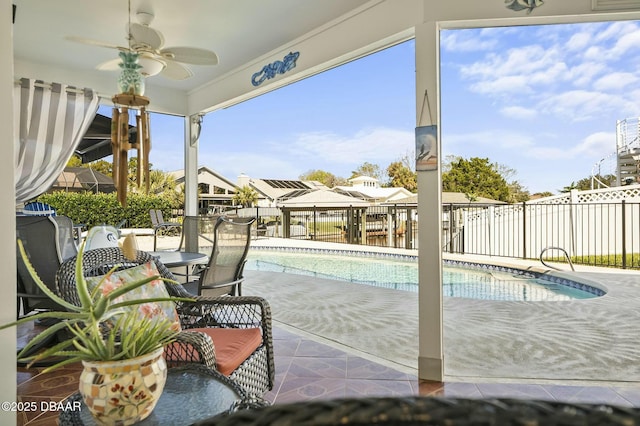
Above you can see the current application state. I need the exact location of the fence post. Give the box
[622,200,627,269]
[313,206,317,241]
[522,201,527,259]
[448,204,454,253]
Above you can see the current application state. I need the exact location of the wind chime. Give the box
[111,51,151,207]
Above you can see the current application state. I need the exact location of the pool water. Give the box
[245,250,599,301]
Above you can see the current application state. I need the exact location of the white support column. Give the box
[415,20,444,382]
[1,0,17,421]
[184,115,199,251]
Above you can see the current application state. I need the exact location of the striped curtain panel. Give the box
[14,78,99,203]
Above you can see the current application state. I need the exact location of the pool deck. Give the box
[148,234,640,385]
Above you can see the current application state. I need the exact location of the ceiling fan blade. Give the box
[65,35,127,51]
[96,58,122,71]
[160,46,218,65]
[128,23,164,50]
[160,61,193,80]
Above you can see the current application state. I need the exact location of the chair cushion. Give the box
[85,261,181,331]
[177,328,262,376]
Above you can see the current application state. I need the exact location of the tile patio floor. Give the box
[16,324,640,425]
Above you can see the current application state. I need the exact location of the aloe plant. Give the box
[2,240,192,372]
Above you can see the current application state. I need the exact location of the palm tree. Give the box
[232,185,259,207]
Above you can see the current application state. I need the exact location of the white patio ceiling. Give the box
[14,1,640,117]
[13,0,386,115]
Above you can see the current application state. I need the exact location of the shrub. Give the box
[38,192,174,228]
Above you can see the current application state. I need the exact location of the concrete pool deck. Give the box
[145,234,640,385]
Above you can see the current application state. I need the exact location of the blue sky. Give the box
[100,20,640,195]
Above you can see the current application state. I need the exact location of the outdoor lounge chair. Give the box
[150,209,182,250]
[52,216,79,261]
[55,247,274,396]
[16,215,68,318]
[21,201,57,216]
[182,216,256,297]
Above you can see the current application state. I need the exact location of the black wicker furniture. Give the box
[54,247,274,396]
[196,395,640,426]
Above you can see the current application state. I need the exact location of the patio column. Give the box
[415,20,444,381]
[1,1,17,422]
[183,114,199,251]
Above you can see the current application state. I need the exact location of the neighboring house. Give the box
[171,166,239,213]
[334,175,414,203]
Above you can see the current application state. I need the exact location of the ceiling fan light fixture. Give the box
[137,55,166,77]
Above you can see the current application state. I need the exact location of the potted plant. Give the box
[3,240,192,425]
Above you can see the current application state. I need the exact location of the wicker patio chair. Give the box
[55,247,275,396]
[197,396,640,425]
[182,216,256,297]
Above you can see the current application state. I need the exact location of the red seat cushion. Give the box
[169,328,262,376]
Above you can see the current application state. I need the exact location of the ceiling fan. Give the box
[66,4,218,80]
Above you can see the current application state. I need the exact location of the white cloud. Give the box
[445,131,534,150]
[593,72,638,91]
[461,45,568,98]
[537,90,637,122]
[572,132,615,157]
[527,132,614,161]
[440,30,498,52]
[500,106,537,120]
[445,130,614,162]
[287,127,414,164]
[565,32,592,51]
[565,62,608,87]
[470,75,533,96]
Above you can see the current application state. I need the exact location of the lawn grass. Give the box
[544,254,640,269]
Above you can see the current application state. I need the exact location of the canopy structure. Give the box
[75,114,136,164]
[50,167,116,194]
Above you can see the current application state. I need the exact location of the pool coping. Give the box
[249,245,607,297]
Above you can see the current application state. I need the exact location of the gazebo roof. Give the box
[278,189,372,209]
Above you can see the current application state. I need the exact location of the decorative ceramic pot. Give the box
[117,51,145,96]
[78,347,167,426]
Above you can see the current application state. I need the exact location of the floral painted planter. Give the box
[79,347,167,425]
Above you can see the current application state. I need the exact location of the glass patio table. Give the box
[148,250,208,283]
[58,364,250,425]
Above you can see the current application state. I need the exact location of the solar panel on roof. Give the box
[263,179,309,189]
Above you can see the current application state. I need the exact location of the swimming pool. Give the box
[245,249,604,301]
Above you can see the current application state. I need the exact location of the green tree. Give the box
[350,162,382,181]
[387,161,417,192]
[442,157,511,202]
[559,182,578,193]
[508,180,530,203]
[89,160,114,177]
[575,174,617,190]
[299,170,346,187]
[531,191,554,199]
[232,185,259,207]
[66,155,83,167]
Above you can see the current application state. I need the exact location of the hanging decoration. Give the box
[110,0,151,207]
[111,92,150,207]
[505,0,544,14]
